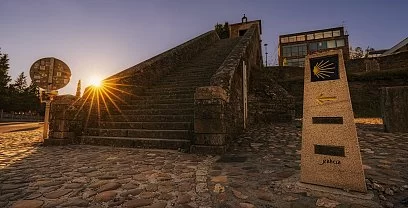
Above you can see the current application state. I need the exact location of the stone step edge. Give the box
[84,128,191,133]
[79,136,191,150]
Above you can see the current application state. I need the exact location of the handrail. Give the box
[210,25,260,97]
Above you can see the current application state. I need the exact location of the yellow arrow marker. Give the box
[316,93,337,105]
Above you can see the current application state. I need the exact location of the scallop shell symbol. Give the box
[313,60,335,79]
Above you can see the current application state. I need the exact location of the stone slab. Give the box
[301,49,366,192]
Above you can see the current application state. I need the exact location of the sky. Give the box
[1,0,407,94]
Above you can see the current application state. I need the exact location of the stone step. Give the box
[152,82,208,89]
[162,73,213,80]
[80,136,191,150]
[105,114,194,122]
[144,89,196,95]
[132,93,193,101]
[145,86,197,92]
[84,128,191,139]
[130,98,194,105]
[120,103,194,110]
[118,108,194,115]
[98,121,192,130]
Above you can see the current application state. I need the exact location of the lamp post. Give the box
[264,43,268,67]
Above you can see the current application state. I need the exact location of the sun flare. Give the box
[89,76,103,87]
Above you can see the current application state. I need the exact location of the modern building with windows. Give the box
[278,27,349,67]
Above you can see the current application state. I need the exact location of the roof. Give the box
[382,37,408,56]
[279,26,344,38]
[229,20,262,35]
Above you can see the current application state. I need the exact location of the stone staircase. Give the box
[80,37,240,150]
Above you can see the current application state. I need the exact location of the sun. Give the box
[89,75,103,87]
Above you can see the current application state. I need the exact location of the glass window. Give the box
[323,31,332,38]
[307,34,314,40]
[327,40,336,48]
[333,30,341,37]
[291,45,299,56]
[299,44,307,56]
[282,46,291,57]
[336,39,345,47]
[318,41,327,50]
[289,36,296,42]
[314,32,323,39]
[281,37,288,43]
[299,58,305,67]
[309,42,318,52]
[296,35,305,41]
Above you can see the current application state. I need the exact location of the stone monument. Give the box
[300,49,367,192]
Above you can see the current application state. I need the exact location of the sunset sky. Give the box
[1,0,407,94]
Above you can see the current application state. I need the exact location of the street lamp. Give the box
[264,43,268,67]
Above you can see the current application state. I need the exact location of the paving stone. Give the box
[146,202,168,208]
[61,198,89,207]
[145,183,158,192]
[98,182,121,192]
[43,189,72,199]
[122,198,154,207]
[94,190,117,202]
[10,200,43,208]
[120,189,143,197]
[177,193,191,204]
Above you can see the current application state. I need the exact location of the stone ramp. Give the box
[80,37,240,150]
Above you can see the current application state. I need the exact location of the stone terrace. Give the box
[1,121,407,208]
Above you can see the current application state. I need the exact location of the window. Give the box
[309,42,318,52]
[327,40,336,48]
[336,39,345,47]
[296,35,305,41]
[299,58,305,67]
[239,30,247,36]
[281,37,288,43]
[318,41,327,50]
[289,36,296,42]
[282,46,291,57]
[307,34,314,40]
[314,32,323,39]
[299,44,307,56]
[323,31,333,38]
[333,30,341,37]
[286,58,305,67]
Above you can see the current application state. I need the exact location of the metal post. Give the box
[264,43,268,67]
[43,100,51,140]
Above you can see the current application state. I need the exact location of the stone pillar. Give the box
[44,95,82,146]
[381,86,408,133]
[191,86,228,154]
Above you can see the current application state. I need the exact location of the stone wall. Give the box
[49,31,220,144]
[46,95,86,145]
[381,86,408,133]
[346,51,408,73]
[278,71,408,118]
[248,70,295,124]
[192,24,262,154]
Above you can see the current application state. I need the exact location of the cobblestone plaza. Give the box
[1,120,407,208]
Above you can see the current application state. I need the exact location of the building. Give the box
[278,27,349,66]
[228,15,262,38]
[381,37,408,56]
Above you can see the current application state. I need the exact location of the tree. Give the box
[350,46,364,59]
[215,22,230,39]
[12,72,28,93]
[0,48,12,110]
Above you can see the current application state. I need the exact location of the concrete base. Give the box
[43,138,73,146]
[296,182,374,200]
[190,145,227,155]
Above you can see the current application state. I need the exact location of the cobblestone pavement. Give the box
[1,121,408,208]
